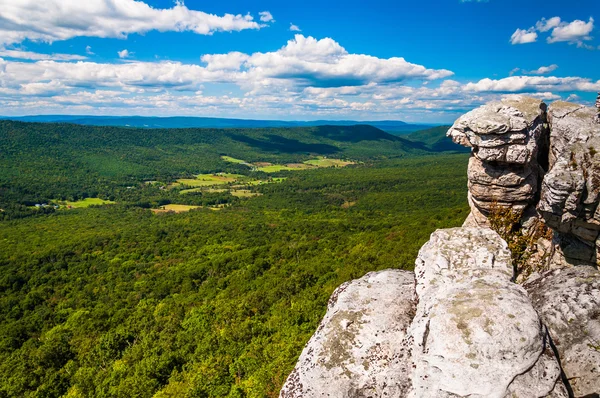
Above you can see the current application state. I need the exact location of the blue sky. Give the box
[0,0,598,122]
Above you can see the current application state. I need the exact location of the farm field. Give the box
[303,157,355,167]
[172,173,245,188]
[221,155,356,172]
[151,204,202,213]
[59,198,116,208]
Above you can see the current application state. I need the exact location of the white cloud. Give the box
[0,33,595,121]
[510,28,538,44]
[290,23,302,32]
[535,17,561,32]
[464,76,600,93]
[86,46,94,55]
[0,0,264,46]
[0,49,87,61]
[118,49,131,59]
[259,11,274,23]
[512,16,595,47]
[547,17,594,44]
[527,64,558,74]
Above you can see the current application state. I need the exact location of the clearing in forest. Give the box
[59,198,116,208]
[151,204,202,214]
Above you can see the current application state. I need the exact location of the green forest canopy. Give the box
[0,120,469,397]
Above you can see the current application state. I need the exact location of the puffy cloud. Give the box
[0,33,594,121]
[259,11,274,23]
[535,17,562,32]
[547,17,594,44]
[512,16,595,47]
[0,49,86,61]
[510,28,538,44]
[0,0,264,46]
[0,35,453,95]
[289,23,302,32]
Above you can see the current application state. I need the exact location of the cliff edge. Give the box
[280,96,600,398]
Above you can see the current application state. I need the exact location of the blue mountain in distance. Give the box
[0,115,436,134]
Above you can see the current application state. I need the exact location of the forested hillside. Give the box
[0,155,469,397]
[405,125,469,152]
[0,119,469,397]
[0,121,438,219]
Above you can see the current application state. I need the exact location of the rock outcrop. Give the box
[281,228,570,397]
[539,102,600,266]
[409,228,566,398]
[281,96,600,398]
[280,270,416,398]
[448,96,600,268]
[525,266,600,397]
[447,96,549,226]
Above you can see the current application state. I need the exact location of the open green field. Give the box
[220,155,248,164]
[303,157,355,168]
[60,198,116,208]
[174,173,245,188]
[255,165,295,172]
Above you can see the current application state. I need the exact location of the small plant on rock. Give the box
[488,202,552,280]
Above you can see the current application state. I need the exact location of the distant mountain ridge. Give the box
[0,115,436,133]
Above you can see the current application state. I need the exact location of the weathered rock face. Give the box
[448,96,600,267]
[279,269,416,398]
[281,228,570,398]
[525,266,600,397]
[538,102,600,266]
[447,96,549,226]
[409,228,566,398]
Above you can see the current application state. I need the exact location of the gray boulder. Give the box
[525,266,600,397]
[279,269,416,398]
[408,228,566,398]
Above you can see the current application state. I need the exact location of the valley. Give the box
[0,120,468,397]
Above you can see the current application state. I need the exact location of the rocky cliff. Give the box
[280,96,600,398]
[447,96,600,269]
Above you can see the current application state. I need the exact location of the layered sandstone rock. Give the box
[538,102,600,266]
[448,96,600,267]
[447,96,549,226]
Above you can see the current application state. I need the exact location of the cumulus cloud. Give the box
[259,11,274,23]
[547,17,594,45]
[0,34,594,121]
[510,28,538,44]
[511,16,595,47]
[289,23,302,32]
[0,0,264,46]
